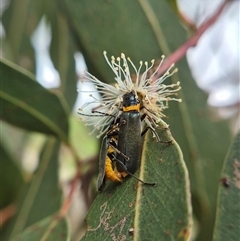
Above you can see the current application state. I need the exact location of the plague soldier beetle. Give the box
[79,90,171,191]
[97,91,164,191]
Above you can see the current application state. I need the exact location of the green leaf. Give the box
[11,215,70,241]
[0,59,69,142]
[213,132,240,241]
[0,142,24,209]
[165,61,231,241]
[2,0,43,67]
[81,127,191,241]
[50,10,78,110]
[61,0,171,79]
[1,138,62,240]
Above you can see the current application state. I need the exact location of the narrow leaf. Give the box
[2,0,43,67]
[0,142,24,209]
[50,10,78,109]
[0,59,69,142]
[11,215,69,241]
[81,128,191,241]
[2,138,62,240]
[213,132,240,241]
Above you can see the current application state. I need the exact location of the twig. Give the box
[59,170,81,217]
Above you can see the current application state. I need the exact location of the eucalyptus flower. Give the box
[78,51,181,137]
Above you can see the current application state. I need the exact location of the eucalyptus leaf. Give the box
[81,127,191,241]
[11,215,70,241]
[213,132,240,241]
[1,138,62,240]
[2,0,43,67]
[0,59,69,142]
[50,10,77,110]
[0,142,24,209]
